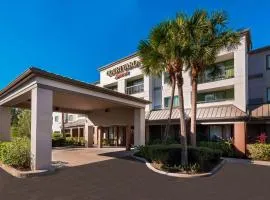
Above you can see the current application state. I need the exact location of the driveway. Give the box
[0,149,269,200]
[52,147,130,167]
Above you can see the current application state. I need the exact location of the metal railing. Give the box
[198,68,234,84]
[125,83,144,95]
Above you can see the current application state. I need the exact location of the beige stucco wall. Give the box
[248,49,270,103]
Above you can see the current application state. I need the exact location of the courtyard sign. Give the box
[106,60,141,80]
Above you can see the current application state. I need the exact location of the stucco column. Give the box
[31,87,53,170]
[93,126,98,145]
[98,126,103,148]
[234,122,246,157]
[77,127,80,142]
[84,125,93,148]
[70,128,73,138]
[134,108,145,146]
[0,106,11,141]
[126,125,131,150]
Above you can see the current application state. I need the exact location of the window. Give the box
[267,55,270,70]
[197,88,234,103]
[164,72,170,84]
[164,96,179,108]
[54,116,59,122]
[198,59,234,83]
[68,115,74,122]
[267,88,270,102]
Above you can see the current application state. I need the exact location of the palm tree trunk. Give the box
[164,77,176,142]
[190,72,198,147]
[62,112,66,139]
[176,73,188,166]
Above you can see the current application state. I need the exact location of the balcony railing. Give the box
[125,83,144,95]
[198,68,234,84]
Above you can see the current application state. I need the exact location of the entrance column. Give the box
[70,128,73,138]
[234,122,246,157]
[134,108,145,146]
[31,87,53,170]
[77,127,80,142]
[84,125,93,148]
[0,106,11,141]
[93,126,98,145]
[98,126,103,148]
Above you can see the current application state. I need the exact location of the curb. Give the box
[131,155,225,178]
[222,157,270,167]
[0,162,55,178]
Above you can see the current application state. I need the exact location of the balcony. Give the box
[198,68,234,84]
[125,83,144,95]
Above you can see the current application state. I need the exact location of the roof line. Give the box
[0,67,150,105]
[97,52,138,71]
[249,45,270,54]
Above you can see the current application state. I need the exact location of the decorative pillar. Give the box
[31,87,53,170]
[93,126,98,145]
[77,127,80,142]
[0,106,11,141]
[84,125,93,148]
[134,108,145,146]
[126,125,131,151]
[234,122,247,157]
[98,126,103,148]
[70,128,73,138]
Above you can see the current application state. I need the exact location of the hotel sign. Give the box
[106,60,141,80]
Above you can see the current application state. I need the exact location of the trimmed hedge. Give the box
[0,137,31,169]
[247,143,270,161]
[137,144,222,172]
[52,133,85,147]
[199,140,235,157]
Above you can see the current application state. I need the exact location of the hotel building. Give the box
[52,29,270,155]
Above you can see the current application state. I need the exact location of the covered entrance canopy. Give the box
[0,67,149,171]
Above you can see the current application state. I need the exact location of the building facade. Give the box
[52,29,270,154]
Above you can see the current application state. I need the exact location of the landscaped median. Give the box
[132,144,225,178]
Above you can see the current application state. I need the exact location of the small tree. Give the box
[12,110,31,138]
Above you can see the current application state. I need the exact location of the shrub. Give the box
[247,143,270,161]
[199,140,235,157]
[0,137,30,169]
[148,137,179,145]
[138,144,221,172]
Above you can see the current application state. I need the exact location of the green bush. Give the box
[247,143,270,161]
[199,140,235,157]
[138,144,221,172]
[0,137,30,169]
[52,133,66,147]
[148,137,179,145]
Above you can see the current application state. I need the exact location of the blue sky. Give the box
[0,0,269,89]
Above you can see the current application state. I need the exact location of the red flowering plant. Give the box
[257,132,268,144]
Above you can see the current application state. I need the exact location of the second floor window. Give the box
[54,116,59,122]
[198,59,234,83]
[126,78,144,95]
[197,88,234,103]
[164,96,179,108]
[68,115,74,122]
[266,55,270,70]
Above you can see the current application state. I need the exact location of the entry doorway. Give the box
[102,126,127,147]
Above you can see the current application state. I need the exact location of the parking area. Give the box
[52,147,130,167]
[0,147,270,200]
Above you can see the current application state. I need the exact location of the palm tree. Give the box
[138,21,177,144]
[185,10,241,146]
